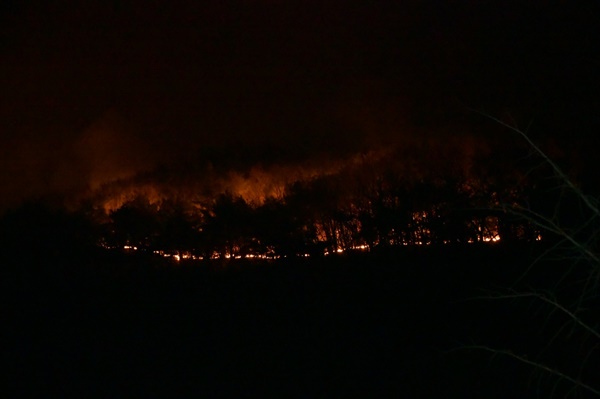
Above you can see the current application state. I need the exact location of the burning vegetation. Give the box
[2,134,566,263]
[74,140,547,261]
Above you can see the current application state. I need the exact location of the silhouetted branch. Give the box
[467,112,600,396]
[462,345,600,397]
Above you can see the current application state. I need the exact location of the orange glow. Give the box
[86,142,540,262]
[479,217,501,243]
[86,149,393,212]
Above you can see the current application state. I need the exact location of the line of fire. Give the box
[106,197,538,262]
[87,142,548,262]
[2,139,563,264]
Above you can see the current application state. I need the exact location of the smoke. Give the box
[0,100,492,215]
[0,0,596,216]
[73,110,155,191]
[0,111,153,212]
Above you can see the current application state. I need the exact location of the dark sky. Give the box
[1,0,599,209]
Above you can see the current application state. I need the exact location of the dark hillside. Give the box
[7,243,588,398]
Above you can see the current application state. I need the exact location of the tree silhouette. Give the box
[154,199,202,256]
[109,197,160,250]
[254,197,313,257]
[201,193,254,258]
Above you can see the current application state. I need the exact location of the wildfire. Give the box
[114,215,516,263]
[90,144,550,264]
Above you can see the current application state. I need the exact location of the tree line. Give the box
[98,145,548,259]
[1,142,564,261]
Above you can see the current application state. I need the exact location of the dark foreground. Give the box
[4,244,598,398]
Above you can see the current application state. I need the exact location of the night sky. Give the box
[1,0,599,210]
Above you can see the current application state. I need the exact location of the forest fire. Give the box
[0,137,547,263]
[2,3,595,398]
[78,141,548,262]
[109,190,516,262]
[116,215,507,262]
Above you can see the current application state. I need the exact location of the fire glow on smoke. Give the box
[84,137,541,260]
